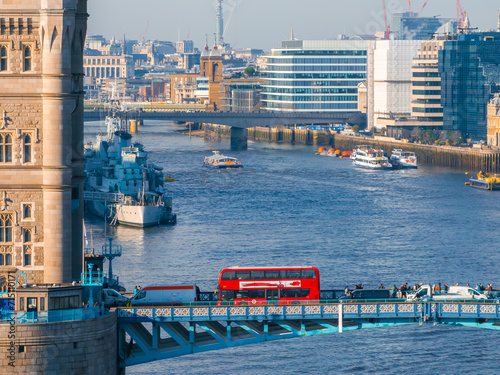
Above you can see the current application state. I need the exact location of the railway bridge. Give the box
[117,299,500,368]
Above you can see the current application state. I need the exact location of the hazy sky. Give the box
[88,0,500,51]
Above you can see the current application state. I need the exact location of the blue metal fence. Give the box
[0,307,105,324]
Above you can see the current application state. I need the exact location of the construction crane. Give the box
[143,20,149,43]
[408,0,412,16]
[417,0,430,17]
[456,0,465,29]
[382,0,390,39]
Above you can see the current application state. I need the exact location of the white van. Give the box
[407,284,490,300]
[130,285,199,306]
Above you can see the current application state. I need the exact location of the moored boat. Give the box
[468,172,500,191]
[352,146,393,170]
[203,151,243,168]
[390,149,418,168]
[84,88,176,227]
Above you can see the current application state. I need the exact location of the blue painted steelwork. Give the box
[81,270,104,286]
[117,300,500,367]
[0,307,105,323]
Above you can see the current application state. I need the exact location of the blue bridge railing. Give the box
[0,307,105,324]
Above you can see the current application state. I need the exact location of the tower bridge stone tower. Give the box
[0,0,87,285]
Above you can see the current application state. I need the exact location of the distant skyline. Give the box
[88,0,500,51]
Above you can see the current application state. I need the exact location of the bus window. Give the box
[248,289,265,299]
[221,290,235,301]
[221,271,236,280]
[286,270,301,279]
[237,271,251,280]
[265,270,280,279]
[236,290,249,299]
[251,271,265,280]
[281,289,310,298]
[302,270,316,279]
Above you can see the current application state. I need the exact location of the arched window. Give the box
[0,134,12,163]
[24,228,32,242]
[0,214,13,242]
[23,245,32,266]
[0,46,7,71]
[24,46,32,71]
[0,254,3,265]
[24,134,32,163]
[5,253,12,265]
[23,204,32,220]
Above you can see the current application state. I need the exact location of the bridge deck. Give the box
[117,301,500,367]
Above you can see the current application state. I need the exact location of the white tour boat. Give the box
[390,149,418,168]
[352,146,393,170]
[203,151,243,168]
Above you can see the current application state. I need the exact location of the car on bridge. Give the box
[339,289,391,301]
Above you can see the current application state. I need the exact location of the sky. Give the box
[88,0,500,51]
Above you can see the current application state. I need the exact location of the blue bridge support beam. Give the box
[117,301,500,368]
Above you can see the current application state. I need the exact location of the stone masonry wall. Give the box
[0,312,118,374]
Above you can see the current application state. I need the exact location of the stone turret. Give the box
[0,0,88,285]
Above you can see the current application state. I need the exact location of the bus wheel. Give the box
[291,301,301,305]
[239,302,248,306]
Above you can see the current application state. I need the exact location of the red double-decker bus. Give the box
[218,266,320,305]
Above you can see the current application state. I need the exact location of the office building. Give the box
[176,40,194,54]
[262,39,369,112]
[369,40,421,131]
[220,80,263,112]
[440,31,500,138]
[392,12,454,40]
[83,55,134,84]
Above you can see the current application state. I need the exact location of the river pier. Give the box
[333,134,500,174]
[203,125,500,173]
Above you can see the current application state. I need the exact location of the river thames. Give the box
[85,120,500,374]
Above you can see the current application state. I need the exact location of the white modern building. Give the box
[369,40,421,131]
[262,39,370,112]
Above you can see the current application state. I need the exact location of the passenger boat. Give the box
[390,149,418,168]
[203,151,243,168]
[84,88,176,227]
[352,146,393,170]
[468,172,500,191]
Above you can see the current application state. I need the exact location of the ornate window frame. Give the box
[0,44,8,72]
[22,43,33,72]
[22,132,33,164]
[0,132,13,163]
[21,202,34,222]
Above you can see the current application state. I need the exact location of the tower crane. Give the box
[382,0,390,39]
[418,0,430,17]
[456,0,465,29]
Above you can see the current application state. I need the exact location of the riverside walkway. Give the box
[117,300,500,367]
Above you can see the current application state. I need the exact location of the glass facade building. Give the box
[439,32,500,138]
[262,40,369,112]
[392,12,455,40]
